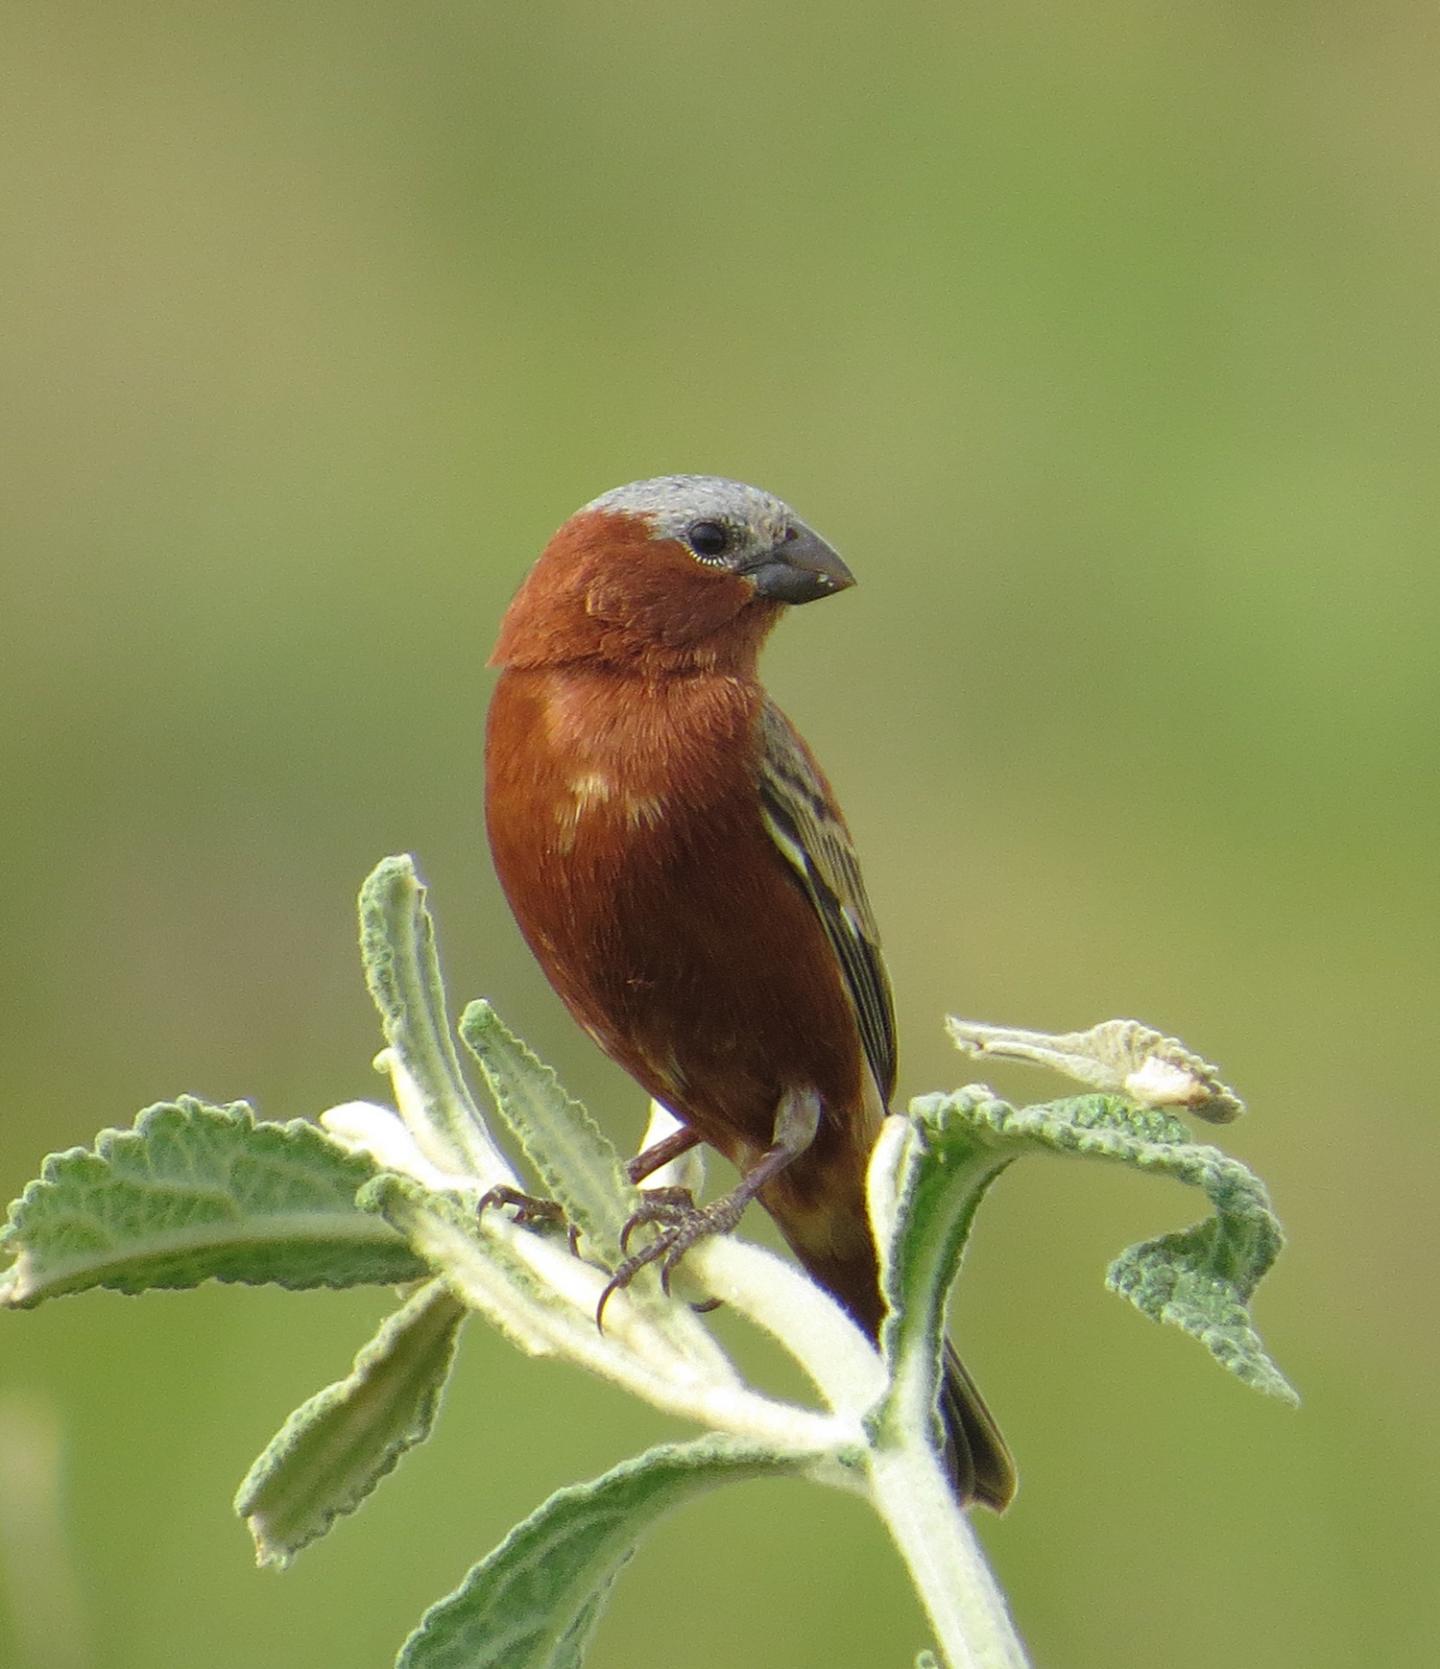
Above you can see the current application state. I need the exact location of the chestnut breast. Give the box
[485,666,867,1163]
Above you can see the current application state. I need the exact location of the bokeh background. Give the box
[3,6,1436,1667]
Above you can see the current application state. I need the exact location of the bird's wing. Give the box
[756,698,897,1102]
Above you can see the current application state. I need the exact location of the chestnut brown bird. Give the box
[484,475,1015,1509]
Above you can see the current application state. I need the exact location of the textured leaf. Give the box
[238,1280,466,1567]
[946,1016,1244,1123]
[398,1438,786,1669]
[460,1001,636,1266]
[360,856,515,1185]
[866,1098,1016,1448]
[362,1172,577,1359]
[900,1090,1297,1402]
[0,1098,424,1307]
[361,1172,742,1398]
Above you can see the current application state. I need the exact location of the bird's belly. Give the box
[514,792,865,1164]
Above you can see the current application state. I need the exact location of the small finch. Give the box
[485,476,1015,1509]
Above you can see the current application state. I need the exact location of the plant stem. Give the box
[866,1431,1031,1669]
[698,1234,1030,1667]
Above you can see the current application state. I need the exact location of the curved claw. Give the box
[593,1214,700,1329]
[476,1184,525,1218]
[618,1186,696,1254]
[595,1273,621,1333]
[478,1186,579,1255]
[479,1185,558,1226]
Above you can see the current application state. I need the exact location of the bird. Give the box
[484,475,1015,1510]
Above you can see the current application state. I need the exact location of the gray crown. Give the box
[581,475,801,551]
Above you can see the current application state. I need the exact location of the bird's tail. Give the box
[770,1192,1017,1511]
[939,1340,1017,1513]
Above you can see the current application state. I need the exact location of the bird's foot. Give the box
[617,1186,698,1250]
[595,1088,822,1330]
[597,1189,742,1328]
[477,1185,580,1254]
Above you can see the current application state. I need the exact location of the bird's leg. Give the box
[624,1124,701,1185]
[596,1088,821,1328]
[618,1124,705,1254]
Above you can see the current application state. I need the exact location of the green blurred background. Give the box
[3,4,1436,1666]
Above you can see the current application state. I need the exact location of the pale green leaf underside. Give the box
[398,1437,788,1669]
[360,857,511,1182]
[237,1280,466,1567]
[0,1098,425,1307]
[899,1090,1297,1403]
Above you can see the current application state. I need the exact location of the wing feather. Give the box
[756,699,897,1102]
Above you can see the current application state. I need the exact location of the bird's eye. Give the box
[686,521,730,561]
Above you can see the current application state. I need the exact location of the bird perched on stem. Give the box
[484,475,1015,1510]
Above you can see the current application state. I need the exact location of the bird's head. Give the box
[490,476,854,674]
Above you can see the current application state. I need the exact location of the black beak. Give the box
[743,524,855,605]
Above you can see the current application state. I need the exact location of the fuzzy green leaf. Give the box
[0,1098,424,1307]
[397,1437,788,1669]
[900,1090,1297,1402]
[866,1098,1017,1450]
[362,1172,577,1359]
[360,856,513,1184]
[237,1280,466,1567]
[459,1001,636,1266]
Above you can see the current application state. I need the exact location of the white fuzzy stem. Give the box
[866,1432,1030,1669]
[696,1234,1031,1667]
